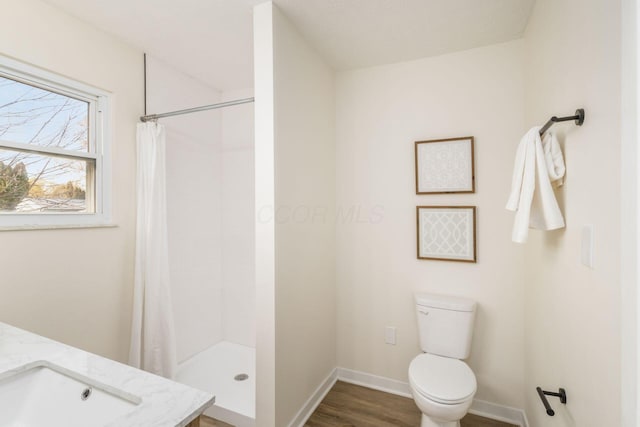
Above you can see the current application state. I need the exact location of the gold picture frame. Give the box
[416,206,477,263]
[415,137,475,194]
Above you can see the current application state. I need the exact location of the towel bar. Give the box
[536,387,567,416]
[539,109,585,136]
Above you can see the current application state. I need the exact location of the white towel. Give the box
[506,127,565,243]
[542,132,565,187]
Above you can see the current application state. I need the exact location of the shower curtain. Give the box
[129,121,177,379]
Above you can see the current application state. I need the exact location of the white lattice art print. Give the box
[417,206,476,262]
[415,137,475,193]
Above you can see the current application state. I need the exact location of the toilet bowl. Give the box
[409,293,477,427]
[408,353,476,427]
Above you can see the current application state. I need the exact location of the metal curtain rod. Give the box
[539,108,585,136]
[140,97,255,122]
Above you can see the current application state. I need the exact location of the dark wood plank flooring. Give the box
[201,381,517,427]
[305,381,518,427]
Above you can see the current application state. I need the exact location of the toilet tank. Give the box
[415,293,476,359]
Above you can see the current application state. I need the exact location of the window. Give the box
[0,56,111,229]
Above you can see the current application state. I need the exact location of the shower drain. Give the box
[234,373,249,381]
[80,387,92,401]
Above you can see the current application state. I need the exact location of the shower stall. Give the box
[145,55,256,427]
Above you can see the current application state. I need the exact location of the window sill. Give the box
[0,223,118,232]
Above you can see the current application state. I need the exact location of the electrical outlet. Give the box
[385,326,396,345]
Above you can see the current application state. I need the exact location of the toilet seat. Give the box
[409,353,476,405]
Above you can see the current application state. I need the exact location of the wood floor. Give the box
[305,381,517,427]
[200,415,233,427]
[201,380,517,427]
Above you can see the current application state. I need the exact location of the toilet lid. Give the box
[409,354,476,404]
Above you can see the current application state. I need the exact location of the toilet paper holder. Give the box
[536,387,567,416]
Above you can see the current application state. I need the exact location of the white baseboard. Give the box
[287,368,338,427]
[337,367,412,397]
[336,367,528,427]
[469,399,529,427]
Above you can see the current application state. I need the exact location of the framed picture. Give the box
[415,137,475,194]
[416,206,476,263]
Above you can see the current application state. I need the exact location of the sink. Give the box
[0,361,141,427]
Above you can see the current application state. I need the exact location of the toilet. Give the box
[408,293,477,427]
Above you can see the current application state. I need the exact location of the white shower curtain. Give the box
[129,122,177,379]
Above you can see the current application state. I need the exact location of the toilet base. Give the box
[421,414,460,427]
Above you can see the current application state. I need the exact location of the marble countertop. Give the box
[0,322,215,427]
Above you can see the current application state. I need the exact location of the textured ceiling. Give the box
[42,0,534,91]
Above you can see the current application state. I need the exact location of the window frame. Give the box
[0,55,112,230]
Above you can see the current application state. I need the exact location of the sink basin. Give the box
[0,361,141,427]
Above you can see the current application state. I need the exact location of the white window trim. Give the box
[0,55,112,230]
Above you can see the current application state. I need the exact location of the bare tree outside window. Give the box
[0,75,92,213]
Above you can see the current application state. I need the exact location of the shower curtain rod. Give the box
[140,97,255,122]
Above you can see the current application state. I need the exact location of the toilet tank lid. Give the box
[414,293,476,312]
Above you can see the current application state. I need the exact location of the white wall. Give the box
[523,0,622,426]
[221,87,256,347]
[148,60,256,358]
[254,3,337,425]
[620,0,639,424]
[145,56,224,363]
[0,0,142,362]
[335,41,527,409]
[272,6,337,426]
[253,3,277,424]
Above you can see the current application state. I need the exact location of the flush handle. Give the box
[418,310,429,316]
